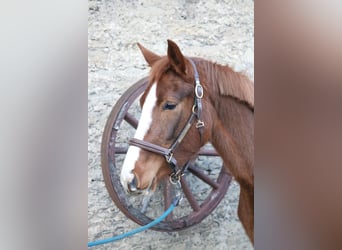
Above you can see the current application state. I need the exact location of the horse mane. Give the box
[196,59,254,111]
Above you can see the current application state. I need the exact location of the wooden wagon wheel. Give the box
[101,77,232,232]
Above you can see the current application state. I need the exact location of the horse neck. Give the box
[212,96,254,165]
[199,60,254,186]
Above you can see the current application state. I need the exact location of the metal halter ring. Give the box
[169,170,183,185]
[195,84,204,98]
[169,173,180,184]
[192,104,198,114]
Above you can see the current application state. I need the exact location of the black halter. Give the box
[129,58,204,183]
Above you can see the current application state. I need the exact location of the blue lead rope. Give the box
[88,196,181,248]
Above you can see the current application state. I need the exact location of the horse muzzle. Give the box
[126,174,155,195]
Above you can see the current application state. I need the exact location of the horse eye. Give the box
[163,103,177,110]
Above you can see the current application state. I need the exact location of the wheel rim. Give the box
[101,77,232,231]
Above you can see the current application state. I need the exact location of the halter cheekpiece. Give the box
[129,58,205,184]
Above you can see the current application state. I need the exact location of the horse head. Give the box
[120,40,213,194]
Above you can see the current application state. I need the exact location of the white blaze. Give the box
[120,83,157,190]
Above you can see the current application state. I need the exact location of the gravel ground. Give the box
[88,0,254,249]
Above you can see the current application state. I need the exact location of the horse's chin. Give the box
[141,172,169,195]
[148,177,159,194]
[141,171,168,195]
[130,167,171,195]
[145,176,157,194]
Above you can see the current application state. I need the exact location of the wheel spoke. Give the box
[180,177,200,212]
[188,165,219,189]
[125,112,138,129]
[141,192,153,213]
[114,147,128,154]
[163,178,173,221]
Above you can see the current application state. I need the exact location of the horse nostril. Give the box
[127,175,139,193]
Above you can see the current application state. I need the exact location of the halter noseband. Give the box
[129,58,205,184]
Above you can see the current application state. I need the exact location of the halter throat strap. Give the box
[129,58,204,180]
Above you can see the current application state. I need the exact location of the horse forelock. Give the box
[149,56,195,84]
[148,57,170,84]
[142,57,193,103]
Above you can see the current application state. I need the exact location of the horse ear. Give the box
[167,39,186,74]
[137,43,161,66]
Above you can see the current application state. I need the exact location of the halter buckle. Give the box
[196,120,205,128]
[166,152,174,163]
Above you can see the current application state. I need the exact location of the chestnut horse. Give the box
[120,40,254,243]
